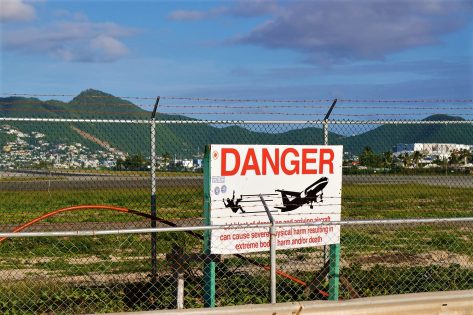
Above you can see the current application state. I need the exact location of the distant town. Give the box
[0,125,203,171]
[0,125,128,170]
[345,142,473,172]
[1,124,472,172]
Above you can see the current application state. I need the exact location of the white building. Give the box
[393,143,472,160]
[182,159,194,169]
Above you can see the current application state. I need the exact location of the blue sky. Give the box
[1,0,472,119]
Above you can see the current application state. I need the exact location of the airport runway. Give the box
[0,172,200,190]
[342,174,473,188]
[0,173,472,190]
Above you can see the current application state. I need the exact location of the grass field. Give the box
[0,186,202,226]
[343,183,473,218]
[0,183,471,226]
[0,182,471,313]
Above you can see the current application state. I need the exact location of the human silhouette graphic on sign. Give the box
[223,190,245,213]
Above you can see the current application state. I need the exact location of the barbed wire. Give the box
[158,105,473,110]
[160,96,333,103]
[157,111,472,117]
[331,113,473,117]
[1,93,157,100]
[338,99,473,103]
[0,108,148,116]
[2,93,472,104]
[159,104,328,109]
[2,108,469,117]
[155,111,323,116]
[209,202,341,213]
[0,100,155,108]
[2,100,472,111]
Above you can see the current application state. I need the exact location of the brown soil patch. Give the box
[348,250,472,268]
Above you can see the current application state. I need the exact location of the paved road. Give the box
[0,175,200,190]
[343,175,473,188]
[0,173,472,190]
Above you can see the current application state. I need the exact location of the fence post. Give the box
[323,120,329,146]
[259,194,276,304]
[203,145,216,307]
[323,99,337,146]
[150,96,160,279]
[324,99,340,301]
[328,243,340,300]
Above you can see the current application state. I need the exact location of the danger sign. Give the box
[208,144,343,254]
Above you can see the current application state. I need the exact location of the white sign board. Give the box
[208,144,342,254]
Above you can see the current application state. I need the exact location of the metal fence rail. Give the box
[0,102,472,313]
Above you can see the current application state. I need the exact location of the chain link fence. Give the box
[0,219,472,314]
[0,111,472,313]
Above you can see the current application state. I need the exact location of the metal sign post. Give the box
[203,145,216,307]
[259,194,276,304]
[328,243,340,300]
[150,96,160,280]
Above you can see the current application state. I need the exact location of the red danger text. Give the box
[221,147,334,176]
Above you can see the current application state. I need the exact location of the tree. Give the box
[412,151,423,168]
[162,152,171,168]
[36,160,53,169]
[116,154,148,171]
[457,149,472,165]
[359,146,382,168]
[402,152,412,168]
[116,158,125,170]
[382,151,393,168]
[126,154,148,170]
[448,150,462,165]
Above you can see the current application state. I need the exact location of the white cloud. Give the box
[2,20,137,62]
[168,10,210,21]
[88,35,129,61]
[236,1,473,63]
[168,0,278,21]
[0,0,35,22]
[53,9,87,22]
[171,0,473,64]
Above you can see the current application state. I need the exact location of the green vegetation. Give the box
[1,262,472,313]
[116,154,149,171]
[0,183,471,226]
[358,146,385,168]
[341,224,473,257]
[0,274,272,313]
[0,132,15,148]
[0,186,202,226]
[341,264,473,298]
[343,183,473,219]
[351,145,473,170]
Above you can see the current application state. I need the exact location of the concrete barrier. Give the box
[301,290,473,315]
[106,290,473,315]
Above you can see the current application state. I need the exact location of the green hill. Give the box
[0,90,336,157]
[1,90,471,160]
[335,114,473,154]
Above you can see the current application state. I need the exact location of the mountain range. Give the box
[1,89,471,157]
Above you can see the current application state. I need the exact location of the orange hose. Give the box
[0,204,329,297]
[0,205,149,243]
